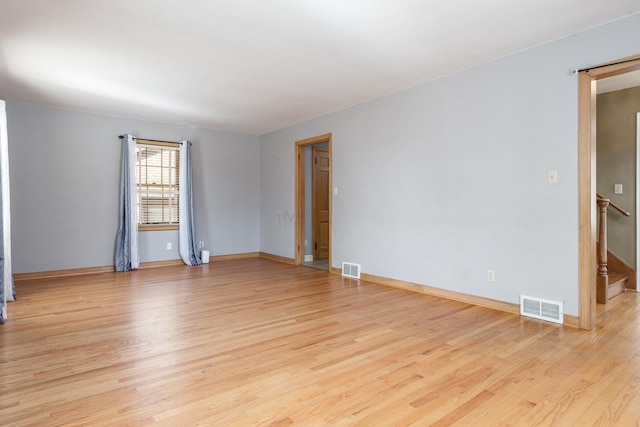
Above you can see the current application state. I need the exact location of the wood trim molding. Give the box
[14,253,266,282]
[359,272,520,315]
[14,265,116,281]
[14,259,187,281]
[211,252,260,261]
[578,71,597,330]
[259,252,296,265]
[138,259,184,269]
[584,54,640,80]
[332,268,577,326]
[563,314,580,328]
[295,133,333,146]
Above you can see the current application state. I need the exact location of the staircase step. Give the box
[608,273,627,301]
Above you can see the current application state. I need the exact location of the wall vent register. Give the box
[341,262,361,279]
[520,295,563,324]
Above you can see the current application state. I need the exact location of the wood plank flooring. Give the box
[2,258,640,426]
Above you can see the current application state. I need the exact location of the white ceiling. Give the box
[1,1,639,135]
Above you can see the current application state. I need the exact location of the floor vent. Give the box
[520,295,563,324]
[342,262,361,279]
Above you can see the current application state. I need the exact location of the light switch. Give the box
[333,186,338,196]
[547,170,558,185]
[615,184,623,194]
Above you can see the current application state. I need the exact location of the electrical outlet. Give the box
[167,242,172,250]
[487,270,495,282]
[304,239,308,246]
[199,241,204,249]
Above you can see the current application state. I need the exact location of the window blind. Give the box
[135,142,180,226]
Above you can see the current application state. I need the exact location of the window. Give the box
[135,140,180,230]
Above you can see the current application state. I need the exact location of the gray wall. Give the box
[7,102,260,273]
[260,14,640,317]
[597,86,640,268]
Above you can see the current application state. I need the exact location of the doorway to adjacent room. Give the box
[295,134,332,272]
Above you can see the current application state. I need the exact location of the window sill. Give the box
[139,224,179,232]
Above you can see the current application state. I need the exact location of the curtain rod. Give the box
[118,135,182,145]
[574,57,640,74]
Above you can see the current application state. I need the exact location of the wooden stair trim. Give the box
[596,192,631,216]
[597,274,608,304]
[596,270,628,304]
[606,249,636,290]
[608,273,627,283]
[607,275,627,301]
[595,242,636,304]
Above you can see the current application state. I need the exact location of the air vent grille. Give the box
[520,295,563,324]
[342,262,361,279]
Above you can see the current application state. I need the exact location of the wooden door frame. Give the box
[295,133,332,266]
[578,55,640,330]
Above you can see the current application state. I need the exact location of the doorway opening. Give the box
[295,134,332,271]
[578,55,640,330]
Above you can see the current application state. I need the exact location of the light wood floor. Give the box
[2,258,639,426]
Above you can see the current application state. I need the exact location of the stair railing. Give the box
[596,192,630,299]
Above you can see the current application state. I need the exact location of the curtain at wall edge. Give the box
[179,141,201,266]
[114,134,139,272]
[0,100,14,322]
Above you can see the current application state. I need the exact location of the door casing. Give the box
[578,55,640,330]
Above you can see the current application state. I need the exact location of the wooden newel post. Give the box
[596,194,630,304]
[597,198,609,276]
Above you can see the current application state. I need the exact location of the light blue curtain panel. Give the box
[179,141,201,266]
[0,100,14,322]
[0,171,4,323]
[114,134,139,272]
